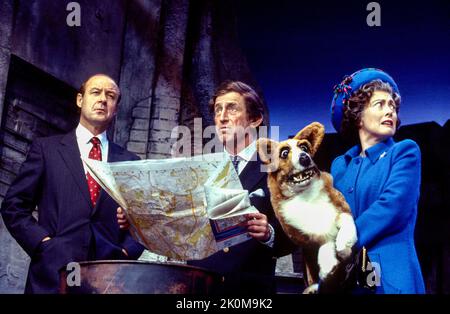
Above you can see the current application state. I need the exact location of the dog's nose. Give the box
[299,153,311,167]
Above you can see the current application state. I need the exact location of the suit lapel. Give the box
[239,152,266,191]
[107,142,125,163]
[58,130,93,209]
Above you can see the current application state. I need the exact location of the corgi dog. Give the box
[257,122,357,293]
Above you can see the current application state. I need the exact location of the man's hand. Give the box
[117,207,130,230]
[244,212,271,242]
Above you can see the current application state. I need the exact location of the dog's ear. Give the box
[294,122,325,156]
[257,138,279,173]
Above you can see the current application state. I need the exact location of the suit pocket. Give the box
[34,237,56,258]
[29,237,68,292]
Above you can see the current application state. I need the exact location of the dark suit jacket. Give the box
[0,130,144,293]
[188,154,295,294]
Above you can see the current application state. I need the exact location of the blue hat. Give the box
[330,68,400,133]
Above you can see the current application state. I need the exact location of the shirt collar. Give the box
[344,137,395,164]
[238,140,257,162]
[76,123,108,146]
[225,140,257,162]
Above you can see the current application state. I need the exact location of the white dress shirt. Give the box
[75,123,109,175]
[224,140,256,175]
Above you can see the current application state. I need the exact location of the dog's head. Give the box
[257,122,325,196]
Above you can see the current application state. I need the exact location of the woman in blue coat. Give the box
[330,68,425,294]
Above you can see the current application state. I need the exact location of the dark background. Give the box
[235,0,449,139]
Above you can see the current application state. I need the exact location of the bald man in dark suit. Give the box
[1,74,144,293]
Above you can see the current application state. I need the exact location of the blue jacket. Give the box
[331,138,425,294]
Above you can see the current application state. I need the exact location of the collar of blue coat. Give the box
[344,137,395,164]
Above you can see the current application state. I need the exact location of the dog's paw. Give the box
[336,246,352,260]
[335,214,357,255]
[335,235,357,260]
[336,231,357,246]
[302,283,319,294]
[318,242,339,280]
[319,259,338,280]
[319,268,330,280]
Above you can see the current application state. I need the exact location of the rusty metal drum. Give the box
[59,260,222,294]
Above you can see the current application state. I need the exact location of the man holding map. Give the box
[116,80,295,294]
[187,80,295,293]
[1,74,144,293]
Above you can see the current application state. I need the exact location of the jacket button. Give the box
[223,247,230,253]
[348,187,354,193]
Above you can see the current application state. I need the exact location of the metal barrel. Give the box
[59,260,222,294]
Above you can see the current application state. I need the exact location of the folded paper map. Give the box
[204,186,257,250]
[82,153,257,260]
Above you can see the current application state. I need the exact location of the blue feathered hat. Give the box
[330,68,400,133]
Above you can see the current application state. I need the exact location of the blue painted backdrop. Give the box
[236,0,450,139]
